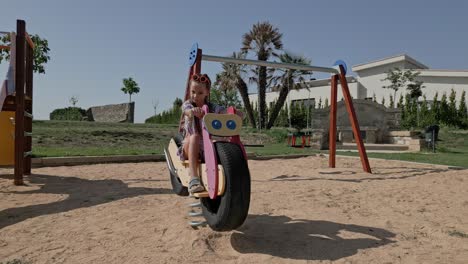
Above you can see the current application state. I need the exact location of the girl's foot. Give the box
[189,176,205,193]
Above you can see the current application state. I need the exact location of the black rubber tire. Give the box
[174,133,184,147]
[201,142,251,231]
[169,134,189,196]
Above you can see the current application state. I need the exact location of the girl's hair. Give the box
[190,73,211,90]
[190,73,211,104]
[190,73,212,134]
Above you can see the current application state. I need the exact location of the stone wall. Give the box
[87,102,135,123]
[310,99,401,144]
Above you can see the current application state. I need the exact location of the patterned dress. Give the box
[177,100,226,161]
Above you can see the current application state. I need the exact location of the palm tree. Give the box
[242,21,283,129]
[267,53,312,129]
[121,77,140,103]
[216,52,257,128]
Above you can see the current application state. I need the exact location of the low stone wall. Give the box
[87,102,135,123]
[385,131,423,151]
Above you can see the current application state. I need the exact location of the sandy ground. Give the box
[1,155,467,264]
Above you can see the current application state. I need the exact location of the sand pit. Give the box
[1,155,467,263]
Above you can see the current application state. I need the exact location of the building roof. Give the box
[352,54,429,72]
[418,69,468,77]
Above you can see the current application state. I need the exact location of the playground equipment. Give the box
[0,20,34,185]
[195,49,372,173]
[164,44,251,231]
[165,44,372,231]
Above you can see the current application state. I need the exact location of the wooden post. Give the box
[193,48,202,75]
[14,20,26,185]
[337,65,372,173]
[179,49,203,133]
[24,39,33,174]
[328,75,338,168]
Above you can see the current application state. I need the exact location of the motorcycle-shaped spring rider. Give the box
[164,44,251,231]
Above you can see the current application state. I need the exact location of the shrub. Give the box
[49,107,87,121]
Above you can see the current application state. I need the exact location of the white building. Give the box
[249,54,468,109]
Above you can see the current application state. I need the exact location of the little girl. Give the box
[177,73,227,193]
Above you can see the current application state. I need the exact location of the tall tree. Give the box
[448,88,457,126]
[69,95,79,107]
[458,91,467,122]
[215,52,256,128]
[382,68,423,102]
[121,77,140,103]
[0,33,51,74]
[431,92,440,124]
[458,91,468,128]
[266,53,311,129]
[241,21,283,129]
[440,92,449,125]
[210,81,242,109]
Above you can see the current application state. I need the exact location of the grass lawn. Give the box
[31,121,467,168]
[335,127,468,168]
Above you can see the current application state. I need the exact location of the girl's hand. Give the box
[192,107,204,118]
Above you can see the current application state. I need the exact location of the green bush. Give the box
[145,108,182,124]
[49,107,87,121]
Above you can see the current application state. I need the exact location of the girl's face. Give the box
[190,81,209,107]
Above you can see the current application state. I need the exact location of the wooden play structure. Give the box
[199,54,372,173]
[0,20,35,185]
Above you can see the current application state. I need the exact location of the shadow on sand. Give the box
[271,166,451,183]
[0,173,172,229]
[231,214,395,261]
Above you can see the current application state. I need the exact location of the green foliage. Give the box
[382,68,424,100]
[389,94,394,108]
[289,103,307,131]
[401,94,416,129]
[50,107,87,121]
[146,98,182,124]
[266,52,311,129]
[398,90,467,130]
[447,89,458,126]
[215,52,256,128]
[172,97,183,111]
[440,92,449,125]
[397,94,404,108]
[458,91,467,128]
[209,84,242,108]
[274,103,289,127]
[121,77,140,103]
[407,80,424,99]
[242,21,283,129]
[381,97,386,107]
[0,33,51,74]
[69,95,79,107]
[432,92,440,123]
[418,95,433,128]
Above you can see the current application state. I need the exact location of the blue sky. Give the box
[1,0,467,122]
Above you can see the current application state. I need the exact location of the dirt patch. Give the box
[1,156,467,263]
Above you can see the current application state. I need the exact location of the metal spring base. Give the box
[188,200,207,229]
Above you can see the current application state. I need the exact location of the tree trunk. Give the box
[129,94,132,103]
[258,65,267,129]
[237,77,256,128]
[266,84,289,129]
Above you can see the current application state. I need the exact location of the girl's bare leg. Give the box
[183,134,205,193]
